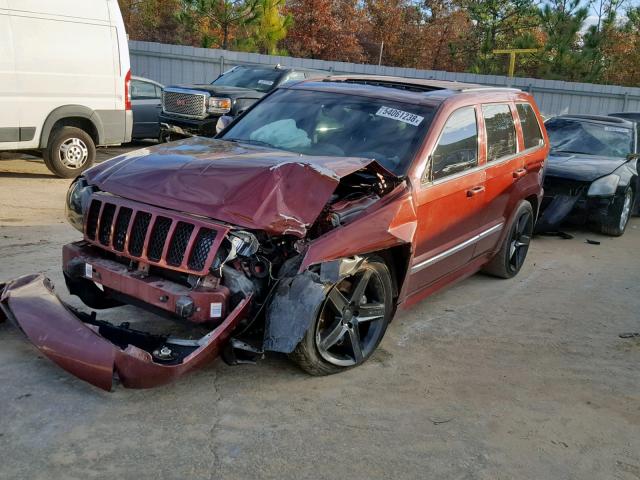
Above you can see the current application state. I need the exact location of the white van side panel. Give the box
[7,0,109,22]
[10,8,117,148]
[0,5,21,149]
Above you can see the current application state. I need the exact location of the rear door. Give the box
[474,103,521,255]
[407,105,487,293]
[0,2,20,149]
[132,80,162,139]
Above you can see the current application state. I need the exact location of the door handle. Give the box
[513,168,527,179]
[466,185,485,197]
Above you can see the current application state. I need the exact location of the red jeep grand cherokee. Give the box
[0,75,548,390]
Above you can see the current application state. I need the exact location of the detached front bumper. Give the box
[537,192,616,232]
[0,274,251,391]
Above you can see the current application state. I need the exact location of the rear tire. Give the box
[483,201,534,279]
[43,126,96,178]
[290,257,394,376]
[595,187,633,237]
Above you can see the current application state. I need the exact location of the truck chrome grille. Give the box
[162,90,207,118]
[84,194,227,276]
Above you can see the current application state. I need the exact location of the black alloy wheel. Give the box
[483,200,534,279]
[290,257,393,375]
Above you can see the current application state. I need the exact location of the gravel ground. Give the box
[1,150,639,480]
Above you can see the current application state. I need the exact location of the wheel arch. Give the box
[40,106,103,148]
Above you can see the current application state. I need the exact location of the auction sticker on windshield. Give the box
[376,106,424,126]
[258,79,274,86]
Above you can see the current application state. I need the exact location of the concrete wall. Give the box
[130,40,640,118]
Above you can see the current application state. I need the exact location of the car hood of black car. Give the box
[171,84,264,98]
[546,152,628,182]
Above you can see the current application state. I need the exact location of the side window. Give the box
[516,103,544,149]
[131,80,158,100]
[430,106,478,181]
[482,103,517,162]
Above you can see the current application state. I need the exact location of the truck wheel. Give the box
[43,127,96,178]
[290,257,393,376]
[483,201,534,279]
[596,187,633,237]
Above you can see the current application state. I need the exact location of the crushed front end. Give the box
[0,141,408,390]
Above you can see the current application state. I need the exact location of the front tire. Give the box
[595,187,633,237]
[483,201,534,279]
[290,257,394,376]
[43,126,96,178]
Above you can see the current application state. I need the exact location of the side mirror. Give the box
[216,115,234,135]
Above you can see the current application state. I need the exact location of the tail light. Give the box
[124,69,132,111]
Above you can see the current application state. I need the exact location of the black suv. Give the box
[159,65,328,139]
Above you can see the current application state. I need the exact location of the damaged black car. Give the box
[537,115,639,236]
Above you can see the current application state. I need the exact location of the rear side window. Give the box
[517,103,544,149]
[430,106,478,181]
[483,104,517,162]
[132,80,158,99]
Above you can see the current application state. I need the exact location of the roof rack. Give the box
[563,114,633,124]
[325,77,445,93]
[460,86,522,93]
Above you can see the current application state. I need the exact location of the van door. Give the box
[474,103,521,256]
[0,3,20,149]
[407,106,487,294]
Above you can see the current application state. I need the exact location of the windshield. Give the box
[221,89,434,175]
[545,118,633,158]
[212,67,282,92]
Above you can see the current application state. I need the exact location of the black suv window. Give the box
[516,103,543,150]
[212,66,282,92]
[483,103,517,162]
[430,106,478,181]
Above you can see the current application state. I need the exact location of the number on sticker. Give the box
[376,106,424,126]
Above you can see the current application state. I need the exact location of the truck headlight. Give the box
[587,174,619,196]
[208,97,232,114]
[65,177,94,232]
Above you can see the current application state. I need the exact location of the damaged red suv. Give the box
[0,76,548,390]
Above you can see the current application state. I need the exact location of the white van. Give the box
[0,0,132,177]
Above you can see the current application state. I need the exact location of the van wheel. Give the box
[43,127,96,178]
[483,201,534,279]
[290,257,393,376]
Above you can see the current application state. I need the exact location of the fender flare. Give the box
[39,105,104,148]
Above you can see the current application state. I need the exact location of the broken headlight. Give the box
[587,174,619,196]
[208,97,232,115]
[65,177,94,232]
[211,230,260,271]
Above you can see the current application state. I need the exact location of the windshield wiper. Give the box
[553,150,588,155]
[224,138,280,150]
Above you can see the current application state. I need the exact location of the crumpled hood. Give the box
[546,152,627,182]
[84,137,379,236]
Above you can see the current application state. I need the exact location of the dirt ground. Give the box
[1,150,639,480]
